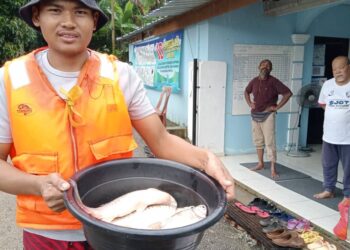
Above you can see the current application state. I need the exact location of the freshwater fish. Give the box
[156,205,208,229]
[71,181,177,223]
[111,204,177,229]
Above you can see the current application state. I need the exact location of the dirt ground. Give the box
[0,131,261,250]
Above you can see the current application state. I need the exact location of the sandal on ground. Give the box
[234,201,256,214]
[248,197,269,208]
[248,198,277,213]
[307,240,337,250]
[268,207,284,215]
[287,218,300,230]
[272,231,305,248]
[273,211,295,222]
[307,239,325,249]
[262,220,285,233]
[323,242,337,250]
[300,230,319,238]
[251,206,270,218]
[266,228,290,240]
[262,203,278,213]
[300,231,323,244]
[287,218,312,231]
[260,216,280,227]
[295,219,312,232]
[234,201,270,218]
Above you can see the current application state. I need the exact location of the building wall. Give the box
[206,3,296,154]
[205,2,350,154]
[130,2,350,154]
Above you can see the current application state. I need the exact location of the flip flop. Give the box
[295,219,312,232]
[262,220,285,233]
[325,242,337,250]
[251,206,270,218]
[307,240,337,250]
[307,239,325,249]
[256,210,270,218]
[287,218,299,230]
[248,197,269,208]
[273,211,294,222]
[300,231,323,244]
[234,201,256,214]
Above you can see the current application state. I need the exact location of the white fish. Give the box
[157,205,207,229]
[71,182,177,223]
[111,204,177,229]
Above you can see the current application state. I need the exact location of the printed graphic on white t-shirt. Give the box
[319,78,350,144]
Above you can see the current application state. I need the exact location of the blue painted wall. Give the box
[130,2,350,154]
[206,3,296,154]
[130,22,210,126]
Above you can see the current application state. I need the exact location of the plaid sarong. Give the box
[251,112,272,123]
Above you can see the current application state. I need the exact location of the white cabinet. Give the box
[188,61,227,155]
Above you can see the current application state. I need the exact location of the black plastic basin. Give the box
[64,158,227,250]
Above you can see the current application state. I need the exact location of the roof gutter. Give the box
[117,0,258,43]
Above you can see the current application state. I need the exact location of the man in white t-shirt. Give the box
[0,0,234,249]
[314,56,350,203]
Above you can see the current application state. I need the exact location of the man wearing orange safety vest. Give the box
[0,0,234,249]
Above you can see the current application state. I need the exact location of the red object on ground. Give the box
[333,200,350,240]
[251,206,270,218]
[234,201,256,214]
[234,202,270,218]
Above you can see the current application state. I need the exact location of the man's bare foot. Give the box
[250,164,264,171]
[313,191,335,199]
[271,171,279,179]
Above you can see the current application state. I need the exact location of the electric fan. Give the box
[286,83,322,157]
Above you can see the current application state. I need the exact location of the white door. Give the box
[188,61,227,155]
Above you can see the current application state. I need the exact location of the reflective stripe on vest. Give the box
[3,47,137,230]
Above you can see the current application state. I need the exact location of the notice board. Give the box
[232,44,293,115]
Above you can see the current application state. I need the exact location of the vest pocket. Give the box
[89,135,138,160]
[13,154,59,214]
[17,195,57,215]
[12,153,58,174]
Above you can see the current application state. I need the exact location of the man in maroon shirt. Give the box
[244,59,292,179]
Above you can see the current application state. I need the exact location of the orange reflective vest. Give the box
[3,47,137,229]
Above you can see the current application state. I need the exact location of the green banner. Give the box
[133,30,183,93]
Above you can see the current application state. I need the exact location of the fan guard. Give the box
[298,84,322,108]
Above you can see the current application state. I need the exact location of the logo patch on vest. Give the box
[17,104,33,116]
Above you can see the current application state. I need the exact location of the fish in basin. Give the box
[154,205,208,229]
[111,204,177,229]
[73,185,177,223]
[111,204,207,230]
[71,181,207,229]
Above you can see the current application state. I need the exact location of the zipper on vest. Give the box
[69,125,79,173]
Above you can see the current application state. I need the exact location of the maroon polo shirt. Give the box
[245,75,292,112]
